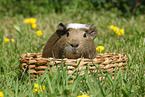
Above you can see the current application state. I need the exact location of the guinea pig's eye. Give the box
[67,32,69,37]
[83,33,87,38]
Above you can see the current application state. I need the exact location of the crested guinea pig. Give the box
[42,23,97,59]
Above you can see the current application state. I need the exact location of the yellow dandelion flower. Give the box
[119,29,124,35]
[11,39,15,42]
[24,19,30,24]
[40,85,45,90]
[39,87,43,94]
[117,32,121,36]
[43,85,45,90]
[115,30,119,34]
[113,27,119,32]
[38,90,40,93]
[34,83,39,89]
[116,29,124,36]
[33,84,45,94]
[4,37,10,43]
[36,31,43,36]
[96,46,105,52]
[30,18,37,24]
[0,92,3,97]
[77,94,89,97]
[40,86,43,91]
[32,24,37,29]
[33,89,38,94]
[110,25,114,30]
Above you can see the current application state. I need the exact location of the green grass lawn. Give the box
[0,11,144,97]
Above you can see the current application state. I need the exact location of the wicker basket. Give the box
[19,53,127,81]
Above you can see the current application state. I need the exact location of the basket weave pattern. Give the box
[20,53,127,79]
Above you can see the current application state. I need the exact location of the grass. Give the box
[0,11,144,97]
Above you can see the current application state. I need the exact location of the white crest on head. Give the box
[66,23,89,29]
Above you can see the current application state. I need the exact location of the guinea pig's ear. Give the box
[88,24,97,39]
[56,23,67,37]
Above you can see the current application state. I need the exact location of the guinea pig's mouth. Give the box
[72,48,77,54]
[64,46,81,58]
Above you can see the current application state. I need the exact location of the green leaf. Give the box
[121,88,129,97]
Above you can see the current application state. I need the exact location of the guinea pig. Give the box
[42,23,97,59]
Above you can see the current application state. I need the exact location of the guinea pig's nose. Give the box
[70,43,79,48]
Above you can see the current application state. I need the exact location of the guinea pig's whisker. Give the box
[64,46,71,55]
[62,49,66,55]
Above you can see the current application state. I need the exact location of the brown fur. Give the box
[42,23,97,59]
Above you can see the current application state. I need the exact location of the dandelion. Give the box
[40,85,45,93]
[24,18,37,24]
[96,46,105,52]
[24,19,30,24]
[0,92,3,97]
[11,39,15,42]
[33,83,45,94]
[113,27,119,32]
[110,25,114,30]
[32,24,37,29]
[42,85,45,90]
[116,29,124,36]
[119,29,124,35]
[77,94,89,97]
[30,18,37,24]
[4,37,10,43]
[36,31,43,36]
[116,31,122,36]
[110,25,125,36]
[34,83,39,88]
[33,89,39,94]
